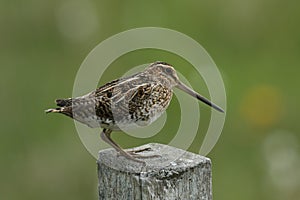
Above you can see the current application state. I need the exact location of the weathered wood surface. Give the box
[97,143,212,200]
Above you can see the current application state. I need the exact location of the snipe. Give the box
[46,62,224,163]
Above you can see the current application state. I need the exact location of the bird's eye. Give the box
[165,68,172,74]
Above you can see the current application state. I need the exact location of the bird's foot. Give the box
[116,147,161,164]
[116,150,146,164]
[126,147,161,159]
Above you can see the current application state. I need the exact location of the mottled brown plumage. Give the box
[46,61,224,163]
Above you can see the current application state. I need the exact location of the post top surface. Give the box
[98,143,211,175]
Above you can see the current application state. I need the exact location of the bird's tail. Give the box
[45,98,72,113]
[45,107,73,117]
[45,108,61,114]
[45,98,73,117]
[55,98,72,107]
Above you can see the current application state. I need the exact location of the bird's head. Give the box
[146,61,180,86]
[146,61,224,113]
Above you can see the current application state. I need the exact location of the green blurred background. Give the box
[1,0,300,199]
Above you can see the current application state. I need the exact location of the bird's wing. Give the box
[95,71,143,95]
[58,73,141,109]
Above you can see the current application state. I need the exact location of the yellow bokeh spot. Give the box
[240,85,284,128]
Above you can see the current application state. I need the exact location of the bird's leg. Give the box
[100,129,145,163]
[100,129,132,158]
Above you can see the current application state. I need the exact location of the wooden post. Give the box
[97,143,212,200]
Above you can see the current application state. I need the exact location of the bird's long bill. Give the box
[176,82,224,113]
